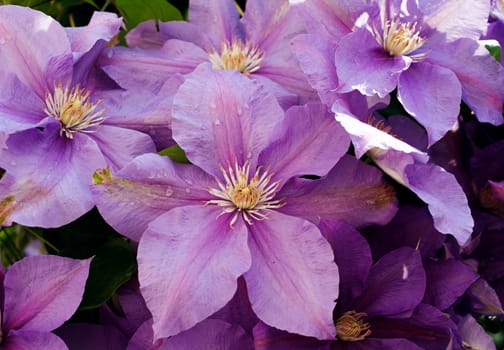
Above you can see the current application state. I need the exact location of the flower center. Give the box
[374,18,427,60]
[207,161,283,226]
[208,40,265,75]
[335,311,371,342]
[44,82,106,139]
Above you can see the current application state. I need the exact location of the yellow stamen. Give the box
[336,311,371,342]
[44,82,106,139]
[207,161,284,226]
[208,40,265,75]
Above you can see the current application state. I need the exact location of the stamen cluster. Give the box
[335,311,372,342]
[375,18,427,60]
[44,82,106,139]
[207,161,283,226]
[208,40,265,75]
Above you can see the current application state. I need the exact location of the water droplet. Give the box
[106,50,114,58]
[214,119,221,126]
[185,188,191,193]
[246,152,252,159]
[210,101,217,109]
[185,179,193,185]
[165,187,173,196]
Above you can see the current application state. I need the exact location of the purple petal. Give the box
[188,0,243,47]
[87,125,155,172]
[92,153,213,241]
[211,277,259,333]
[466,278,504,315]
[127,319,154,350]
[127,20,213,50]
[421,0,490,42]
[245,212,339,340]
[172,64,284,177]
[137,205,251,340]
[405,162,474,245]
[290,33,340,106]
[333,112,427,160]
[334,28,410,97]
[65,11,122,59]
[397,62,461,145]
[253,322,331,350]
[243,0,299,48]
[353,247,425,317]
[99,40,206,92]
[279,155,398,228]
[0,5,72,98]
[291,0,357,37]
[259,103,350,182]
[0,124,106,227]
[0,70,45,134]
[422,258,479,310]
[459,315,496,350]
[97,78,182,150]
[2,330,67,350]
[364,206,445,260]
[161,319,253,350]
[428,39,504,126]
[370,303,457,349]
[55,323,128,350]
[318,220,372,311]
[3,255,91,332]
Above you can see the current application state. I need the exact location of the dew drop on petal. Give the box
[185,188,191,193]
[402,264,409,280]
[214,119,221,126]
[165,187,173,196]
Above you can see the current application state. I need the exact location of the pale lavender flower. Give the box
[0,5,157,228]
[0,255,91,350]
[92,65,397,342]
[294,0,503,145]
[98,0,317,107]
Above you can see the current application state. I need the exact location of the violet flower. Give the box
[0,6,157,228]
[92,65,397,341]
[294,0,503,144]
[253,220,458,349]
[333,110,474,245]
[99,0,316,107]
[0,255,91,350]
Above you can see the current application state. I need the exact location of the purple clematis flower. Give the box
[0,255,91,350]
[252,220,459,349]
[0,6,157,228]
[92,64,397,341]
[294,0,503,144]
[98,0,317,107]
[332,110,474,245]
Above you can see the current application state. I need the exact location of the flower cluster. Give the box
[0,0,503,349]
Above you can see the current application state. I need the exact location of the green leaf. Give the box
[158,144,190,164]
[484,40,502,62]
[114,0,183,30]
[79,238,137,310]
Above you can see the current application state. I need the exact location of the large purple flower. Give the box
[294,0,503,144]
[98,0,316,106]
[0,255,91,350]
[0,6,157,228]
[253,220,459,349]
[92,64,397,341]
